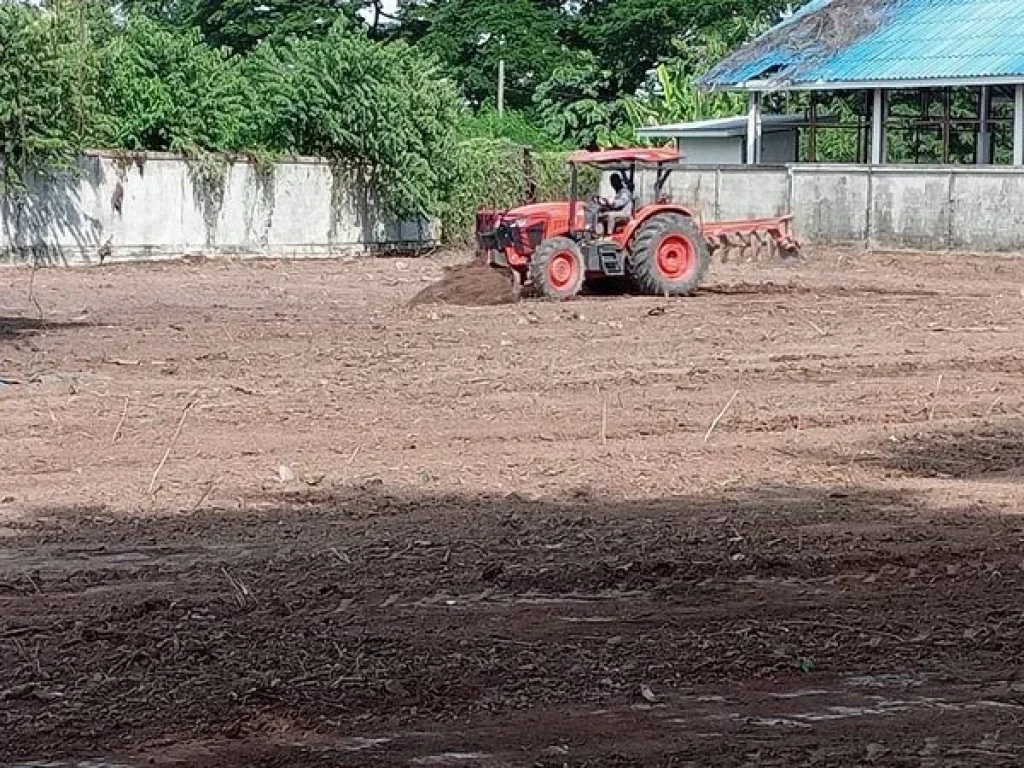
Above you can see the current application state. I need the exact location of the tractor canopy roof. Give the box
[567,147,681,168]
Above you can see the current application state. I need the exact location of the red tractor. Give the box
[475,147,799,300]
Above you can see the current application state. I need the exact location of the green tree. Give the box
[117,0,197,27]
[95,16,249,152]
[458,108,567,150]
[244,20,464,218]
[397,0,566,111]
[0,2,99,189]
[574,0,792,94]
[533,53,633,148]
[188,0,370,52]
[625,26,758,130]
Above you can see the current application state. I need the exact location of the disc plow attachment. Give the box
[703,215,801,263]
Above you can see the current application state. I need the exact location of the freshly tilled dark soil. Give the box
[3,249,1024,766]
[409,261,518,306]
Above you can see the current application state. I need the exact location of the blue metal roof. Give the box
[703,0,1024,89]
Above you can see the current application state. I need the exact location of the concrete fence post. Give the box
[713,167,722,221]
[866,165,875,248]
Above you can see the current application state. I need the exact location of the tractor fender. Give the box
[618,204,696,247]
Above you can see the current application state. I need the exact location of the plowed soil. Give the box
[409,261,517,306]
[3,249,1024,767]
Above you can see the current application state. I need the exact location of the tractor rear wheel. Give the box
[530,237,585,300]
[629,214,710,296]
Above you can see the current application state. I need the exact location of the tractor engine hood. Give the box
[500,202,585,234]
[502,201,570,220]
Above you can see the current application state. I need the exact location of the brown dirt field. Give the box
[2,249,1024,767]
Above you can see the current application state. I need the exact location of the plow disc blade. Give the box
[702,215,801,264]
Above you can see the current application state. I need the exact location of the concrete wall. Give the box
[0,152,435,266]
[950,172,1024,251]
[790,167,870,245]
[718,168,792,220]
[657,164,1024,252]
[9,153,1024,263]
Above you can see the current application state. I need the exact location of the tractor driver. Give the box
[587,173,633,236]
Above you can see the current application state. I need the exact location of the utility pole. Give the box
[497,59,506,116]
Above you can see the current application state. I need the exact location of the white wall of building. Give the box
[678,129,798,166]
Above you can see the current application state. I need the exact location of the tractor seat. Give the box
[603,210,631,236]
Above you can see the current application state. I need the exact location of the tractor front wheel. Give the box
[629,214,710,296]
[530,237,585,300]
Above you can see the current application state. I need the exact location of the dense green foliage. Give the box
[0,3,100,188]
[400,0,565,112]
[397,0,793,134]
[0,0,803,233]
[188,0,370,52]
[571,0,783,94]
[533,52,634,148]
[96,16,249,152]
[624,25,759,130]
[0,7,462,221]
[457,109,567,151]
[244,21,463,217]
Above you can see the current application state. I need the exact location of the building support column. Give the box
[1015,84,1024,165]
[978,85,991,164]
[746,91,762,165]
[870,88,886,165]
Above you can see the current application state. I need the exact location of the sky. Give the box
[359,0,398,24]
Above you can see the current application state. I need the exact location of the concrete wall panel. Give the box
[665,169,719,221]
[791,167,870,243]
[118,158,197,256]
[870,169,952,250]
[717,168,790,220]
[0,153,429,265]
[950,172,1024,251]
[264,163,336,254]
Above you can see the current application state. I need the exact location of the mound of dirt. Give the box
[410,262,518,307]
